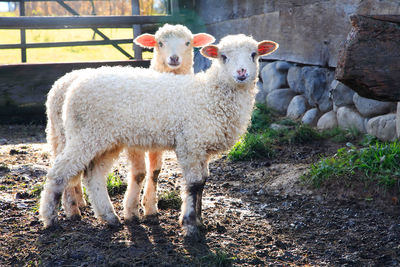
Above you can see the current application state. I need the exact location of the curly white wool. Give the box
[40,34,278,238]
[44,24,213,219]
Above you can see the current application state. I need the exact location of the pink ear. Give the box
[193,33,215,47]
[258,41,279,56]
[134,34,156,48]
[200,45,219,58]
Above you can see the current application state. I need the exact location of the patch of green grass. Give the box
[29,182,43,198]
[228,104,321,161]
[107,172,127,196]
[0,28,153,64]
[302,141,400,189]
[278,123,321,145]
[228,133,275,161]
[228,103,371,162]
[248,103,275,133]
[321,127,361,143]
[158,190,182,210]
[31,202,40,214]
[200,249,236,267]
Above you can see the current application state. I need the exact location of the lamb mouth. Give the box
[168,62,180,67]
[235,75,249,83]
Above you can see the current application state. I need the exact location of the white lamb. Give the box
[45,24,214,220]
[40,34,278,238]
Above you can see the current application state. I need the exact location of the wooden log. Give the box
[0,60,150,124]
[336,15,400,102]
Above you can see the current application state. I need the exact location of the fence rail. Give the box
[0,15,182,29]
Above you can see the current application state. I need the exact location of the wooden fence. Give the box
[0,0,183,62]
[0,0,187,123]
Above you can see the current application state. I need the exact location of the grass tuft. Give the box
[228,104,322,161]
[321,127,361,143]
[107,172,127,196]
[200,249,236,267]
[29,182,44,198]
[228,133,274,161]
[158,190,182,210]
[302,141,400,189]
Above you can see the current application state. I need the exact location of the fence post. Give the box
[170,0,180,17]
[132,0,142,60]
[19,0,26,63]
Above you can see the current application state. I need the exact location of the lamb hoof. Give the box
[124,216,140,225]
[103,214,122,228]
[106,220,122,230]
[183,224,202,242]
[142,214,159,225]
[42,216,59,230]
[143,205,158,217]
[69,214,82,221]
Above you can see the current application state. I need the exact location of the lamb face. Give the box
[201,34,279,86]
[134,24,215,72]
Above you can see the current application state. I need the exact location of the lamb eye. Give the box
[221,54,227,63]
[251,52,257,61]
[158,41,163,47]
[185,41,190,46]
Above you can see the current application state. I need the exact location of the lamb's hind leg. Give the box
[74,179,87,207]
[39,149,89,228]
[142,150,163,216]
[123,148,146,222]
[62,172,83,220]
[83,146,123,226]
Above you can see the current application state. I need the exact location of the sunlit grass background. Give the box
[0,27,153,64]
[0,0,161,64]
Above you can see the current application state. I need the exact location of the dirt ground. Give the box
[1,124,400,266]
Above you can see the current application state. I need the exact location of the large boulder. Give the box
[302,108,320,126]
[397,103,400,138]
[287,66,304,94]
[353,93,396,118]
[266,89,296,115]
[261,61,292,93]
[336,106,367,133]
[303,66,334,113]
[287,95,308,119]
[367,113,397,141]
[255,81,268,104]
[317,110,337,130]
[330,79,355,107]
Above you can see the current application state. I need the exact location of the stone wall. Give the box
[193,0,400,141]
[257,61,398,141]
[195,0,400,67]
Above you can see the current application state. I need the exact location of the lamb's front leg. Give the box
[178,155,209,239]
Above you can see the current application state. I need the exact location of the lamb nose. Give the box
[237,68,247,75]
[170,55,179,63]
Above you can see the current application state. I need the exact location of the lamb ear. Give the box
[193,33,215,47]
[258,40,279,56]
[200,45,219,59]
[134,33,157,48]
